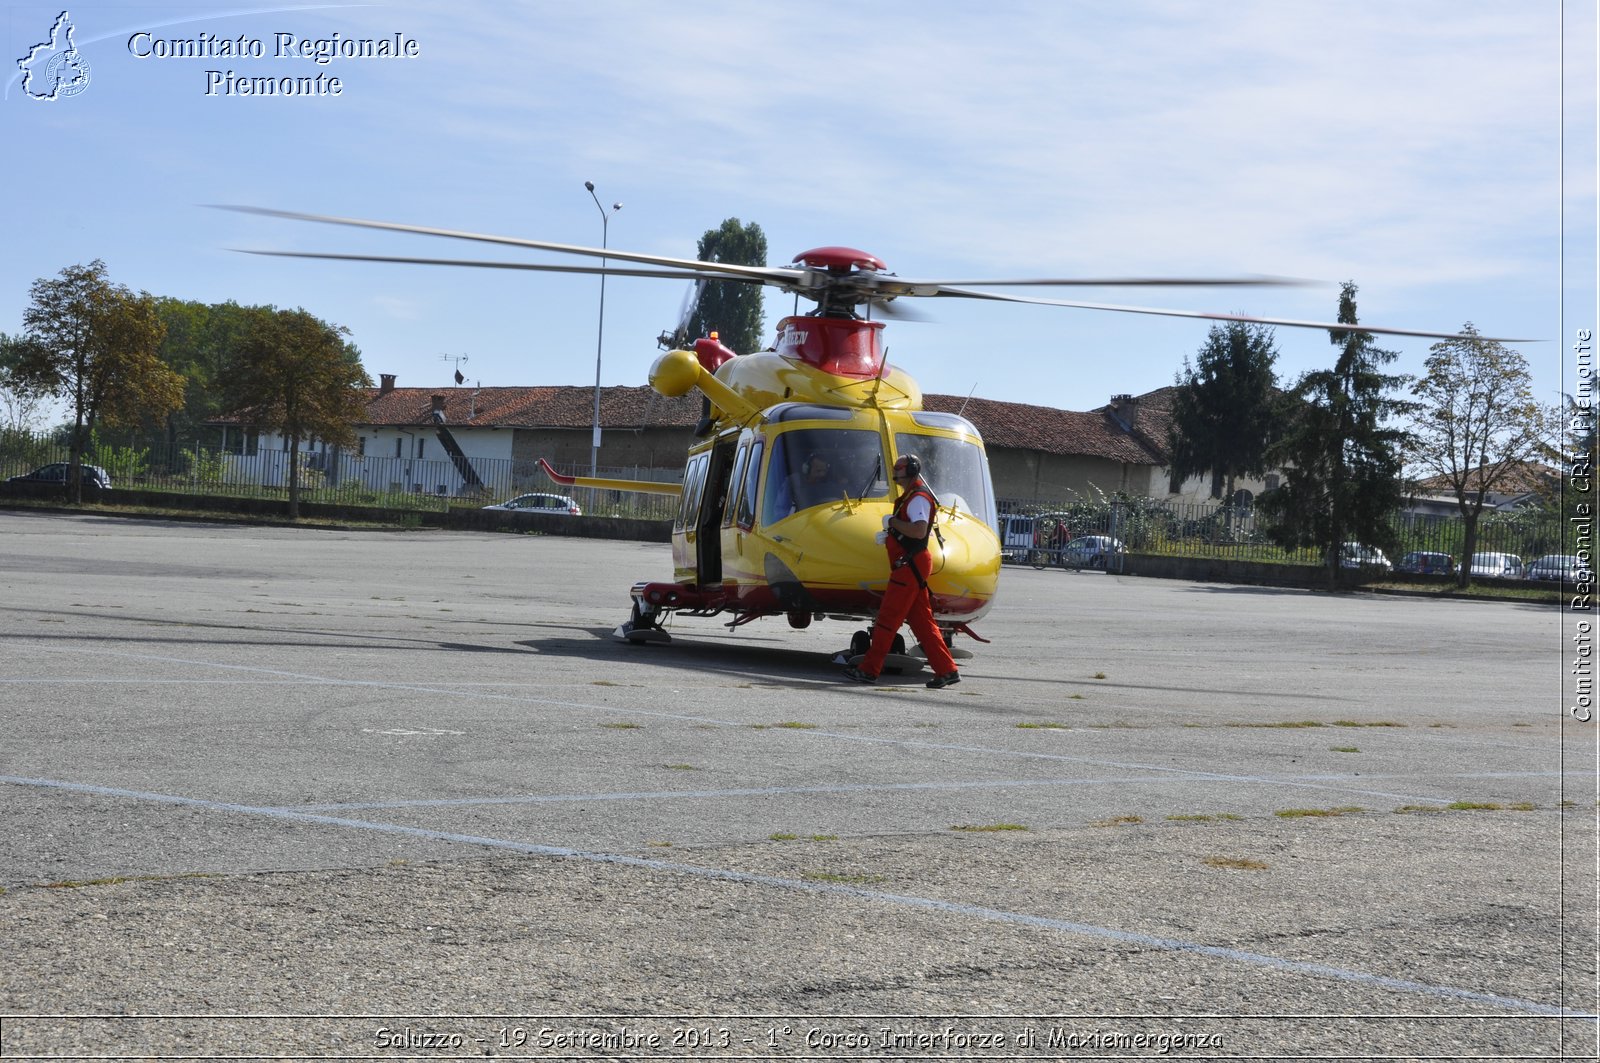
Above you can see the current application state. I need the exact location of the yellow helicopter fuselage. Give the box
[635,314,1002,632]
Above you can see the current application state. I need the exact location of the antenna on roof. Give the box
[441,353,469,385]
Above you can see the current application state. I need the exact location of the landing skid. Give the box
[615,621,672,644]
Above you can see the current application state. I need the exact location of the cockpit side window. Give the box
[761,428,888,526]
[734,440,763,529]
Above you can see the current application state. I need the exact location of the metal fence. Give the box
[0,438,683,521]
[996,494,1571,572]
[1,432,1569,563]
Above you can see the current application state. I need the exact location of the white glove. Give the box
[882,515,893,530]
[874,531,888,544]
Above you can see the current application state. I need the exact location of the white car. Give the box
[1468,552,1524,580]
[1338,543,1391,571]
[999,514,1035,563]
[483,492,581,516]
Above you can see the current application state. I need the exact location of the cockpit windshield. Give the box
[893,430,995,527]
[762,428,887,525]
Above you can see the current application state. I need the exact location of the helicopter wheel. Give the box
[616,599,672,644]
[850,629,871,658]
[891,633,907,656]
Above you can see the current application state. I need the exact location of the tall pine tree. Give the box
[1259,282,1415,585]
[686,219,767,354]
[1167,321,1279,502]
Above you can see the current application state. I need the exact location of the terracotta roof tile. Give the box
[359,385,701,429]
[223,378,1172,466]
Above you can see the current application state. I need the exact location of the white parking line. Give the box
[0,772,1584,1020]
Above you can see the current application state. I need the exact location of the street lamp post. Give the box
[585,181,621,478]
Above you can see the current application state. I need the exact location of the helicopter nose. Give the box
[763,553,818,612]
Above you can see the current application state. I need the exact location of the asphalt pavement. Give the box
[0,509,1593,1060]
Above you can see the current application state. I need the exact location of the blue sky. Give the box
[3,1,1595,421]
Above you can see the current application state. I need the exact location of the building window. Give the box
[1265,474,1280,492]
[395,438,403,458]
[416,438,426,459]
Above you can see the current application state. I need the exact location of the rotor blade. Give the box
[892,275,1315,290]
[214,205,805,286]
[868,298,931,323]
[232,248,765,283]
[931,286,1536,342]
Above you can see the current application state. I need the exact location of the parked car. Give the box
[1526,554,1587,584]
[6,462,112,491]
[1468,552,1524,580]
[1395,550,1455,576]
[1060,534,1124,569]
[1338,542,1392,571]
[483,492,581,516]
[999,514,1036,564]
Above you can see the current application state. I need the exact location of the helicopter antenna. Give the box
[866,346,891,406]
[957,382,978,418]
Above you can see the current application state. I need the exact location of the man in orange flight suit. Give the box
[842,453,961,688]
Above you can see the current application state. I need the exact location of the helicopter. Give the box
[224,206,1517,667]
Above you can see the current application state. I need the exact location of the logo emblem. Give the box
[18,11,91,101]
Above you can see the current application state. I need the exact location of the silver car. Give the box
[1526,554,1586,584]
[483,492,581,516]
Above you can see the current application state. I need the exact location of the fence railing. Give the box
[1,435,1570,563]
[0,440,683,521]
[996,495,1572,571]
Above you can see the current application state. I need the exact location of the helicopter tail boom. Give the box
[537,457,682,496]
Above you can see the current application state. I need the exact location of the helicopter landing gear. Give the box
[840,628,922,675]
[908,626,976,661]
[615,598,672,644]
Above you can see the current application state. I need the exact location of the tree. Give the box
[1258,282,1415,586]
[223,306,370,519]
[1167,321,1280,501]
[686,218,768,354]
[150,298,259,449]
[0,331,53,434]
[1410,326,1557,587]
[17,261,185,501]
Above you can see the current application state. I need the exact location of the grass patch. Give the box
[802,871,886,885]
[1331,720,1405,728]
[769,832,798,841]
[1166,813,1241,822]
[1233,721,1325,729]
[1203,856,1269,870]
[1015,721,1070,730]
[1447,801,1504,811]
[42,872,215,890]
[771,721,818,730]
[664,763,699,771]
[950,823,1029,833]
[646,840,673,848]
[599,721,642,730]
[1330,746,1360,753]
[1092,672,1107,680]
[591,679,621,687]
[1093,814,1144,827]
[1088,721,1138,730]
[1275,806,1365,819]
[1395,804,1448,814]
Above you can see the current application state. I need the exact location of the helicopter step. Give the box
[616,580,725,644]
